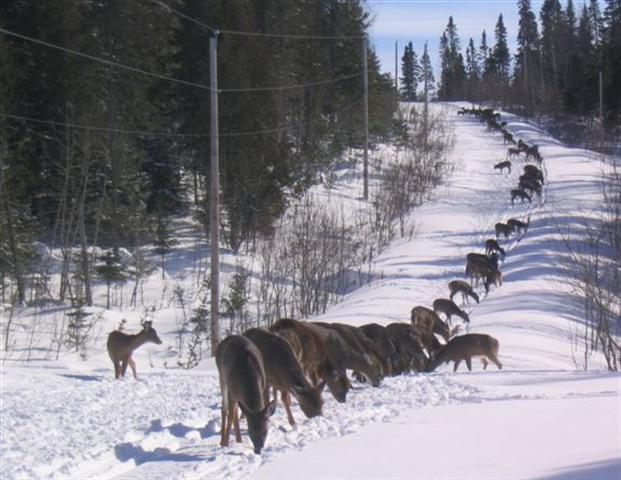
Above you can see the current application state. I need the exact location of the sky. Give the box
[367,0,532,79]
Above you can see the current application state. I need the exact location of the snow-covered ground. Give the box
[1,103,619,480]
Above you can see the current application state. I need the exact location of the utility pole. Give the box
[209,32,220,355]
[394,40,399,109]
[362,40,369,201]
[599,70,604,124]
[423,42,429,149]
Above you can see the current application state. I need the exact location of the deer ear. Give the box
[263,400,277,418]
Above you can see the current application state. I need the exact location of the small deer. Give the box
[511,188,532,205]
[524,165,544,184]
[426,334,503,372]
[467,252,500,270]
[494,160,511,174]
[502,130,514,145]
[107,321,162,379]
[485,238,506,257]
[467,262,502,293]
[243,328,324,426]
[507,147,522,160]
[495,222,514,239]
[507,216,530,235]
[448,279,480,305]
[216,335,277,454]
[411,306,452,343]
[432,298,470,325]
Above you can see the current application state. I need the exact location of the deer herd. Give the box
[104,105,543,455]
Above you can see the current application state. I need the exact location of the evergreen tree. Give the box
[589,0,604,45]
[492,14,511,80]
[540,0,567,101]
[601,0,621,119]
[515,0,541,107]
[465,38,480,101]
[438,16,466,100]
[400,42,420,101]
[420,42,435,99]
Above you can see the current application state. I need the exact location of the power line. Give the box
[0,27,215,92]
[150,0,364,40]
[1,99,363,138]
[1,27,363,94]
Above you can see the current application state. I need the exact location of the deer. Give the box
[426,333,503,372]
[467,261,502,293]
[485,238,506,257]
[502,130,514,145]
[524,165,544,185]
[243,328,324,426]
[507,147,522,160]
[359,323,399,376]
[495,222,514,239]
[432,298,470,325]
[215,335,277,454]
[494,160,511,174]
[308,322,382,387]
[467,252,500,270]
[519,176,542,197]
[385,323,430,373]
[270,318,350,403]
[314,322,384,382]
[448,279,480,305]
[507,216,530,235]
[411,305,452,343]
[511,188,532,205]
[107,321,162,379]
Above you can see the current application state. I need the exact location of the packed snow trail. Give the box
[1,104,618,480]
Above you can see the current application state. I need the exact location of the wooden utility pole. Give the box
[209,32,220,354]
[362,40,369,201]
[599,70,604,124]
[394,41,399,109]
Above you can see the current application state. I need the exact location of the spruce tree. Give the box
[439,16,466,100]
[515,0,540,107]
[400,42,420,101]
[601,0,621,119]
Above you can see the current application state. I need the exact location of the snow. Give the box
[1,103,619,480]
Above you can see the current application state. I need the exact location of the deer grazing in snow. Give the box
[426,333,503,372]
[448,279,480,305]
[495,222,514,239]
[243,328,324,426]
[485,238,506,257]
[411,305,452,343]
[360,323,399,377]
[216,335,277,454]
[507,216,530,235]
[523,165,544,185]
[432,298,470,325]
[385,323,431,373]
[107,321,162,379]
[511,188,532,205]
[494,160,511,174]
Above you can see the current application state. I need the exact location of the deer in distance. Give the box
[448,279,480,305]
[523,165,544,184]
[511,188,532,205]
[495,222,515,239]
[507,216,530,235]
[426,333,503,372]
[107,320,162,379]
[411,305,452,343]
[216,335,277,454]
[243,328,324,426]
[494,160,511,174]
[432,298,470,325]
[485,238,506,257]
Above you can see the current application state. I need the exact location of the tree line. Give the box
[399,0,621,124]
[0,0,396,305]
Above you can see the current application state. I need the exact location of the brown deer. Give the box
[359,323,399,376]
[385,323,429,373]
[519,177,542,197]
[467,261,502,293]
[270,318,350,403]
[511,188,532,205]
[215,335,277,454]
[243,328,324,426]
[448,279,480,305]
[432,298,470,325]
[107,321,162,379]
[485,238,506,257]
[494,160,511,174]
[426,333,503,372]
[495,222,514,239]
[507,216,530,235]
[314,322,384,383]
[523,165,544,184]
[411,306,452,342]
[507,147,522,160]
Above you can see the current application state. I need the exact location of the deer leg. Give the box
[128,356,138,379]
[121,359,129,377]
[489,353,503,370]
[481,357,489,370]
[233,405,242,443]
[453,360,461,372]
[281,390,296,426]
[113,360,121,379]
[465,357,473,371]
[220,391,229,447]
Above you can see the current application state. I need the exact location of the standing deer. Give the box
[511,188,532,205]
[507,216,530,234]
[243,328,324,426]
[448,279,480,305]
[485,238,506,257]
[107,321,162,379]
[523,165,544,184]
[359,323,399,376]
[432,298,470,325]
[426,333,502,372]
[494,160,512,174]
[495,222,514,239]
[216,335,277,454]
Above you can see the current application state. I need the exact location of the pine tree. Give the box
[540,0,566,99]
[589,0,603,45]
[601,0,621,119]
[439,16,466,100]
[400,42,420,101]
[420,42,435,99]
[465,38,480,101]
[492,14,511,79]
[515,0,540,107]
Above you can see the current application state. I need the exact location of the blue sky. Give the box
[367,0,535,78]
